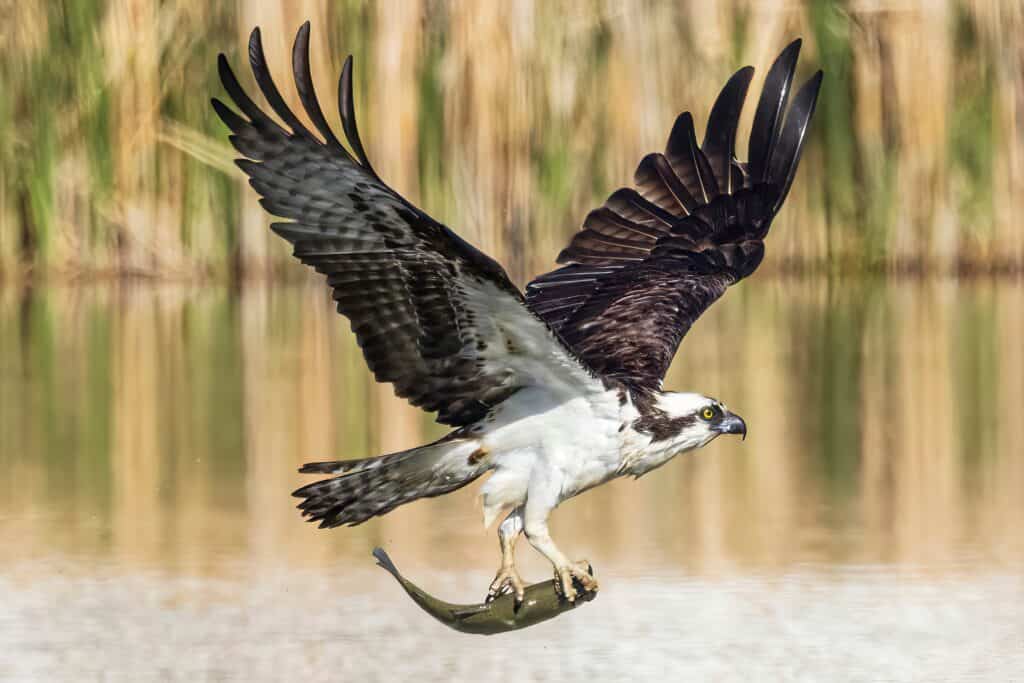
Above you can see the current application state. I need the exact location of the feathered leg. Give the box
[486,507,526,604]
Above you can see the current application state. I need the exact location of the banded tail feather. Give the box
[293,437,487,528]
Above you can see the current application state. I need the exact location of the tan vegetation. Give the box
[1,1,1024,282]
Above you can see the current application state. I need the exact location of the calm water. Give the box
[2,278,1023,681]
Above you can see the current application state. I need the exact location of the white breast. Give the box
[477,385,624,526]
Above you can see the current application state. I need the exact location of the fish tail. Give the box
[372,547,400,578]
[292,436,485,528]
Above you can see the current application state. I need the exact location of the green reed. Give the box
[1,0,1022,281]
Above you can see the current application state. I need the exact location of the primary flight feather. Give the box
[214,23,821,603]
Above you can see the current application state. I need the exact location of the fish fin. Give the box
[450,604,490,619]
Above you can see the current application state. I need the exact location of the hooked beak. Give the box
[714,412,747,441]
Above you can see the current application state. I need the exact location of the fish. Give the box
[372,547,598,635]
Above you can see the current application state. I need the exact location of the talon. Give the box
[556,560,598,601]
[487,565,525,605]
[556,567,578,602]
[571,559,599,593]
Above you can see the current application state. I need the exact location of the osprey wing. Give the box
[527,41,822,392]
[215,24,594,426]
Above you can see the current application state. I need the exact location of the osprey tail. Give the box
[293,437,486,528]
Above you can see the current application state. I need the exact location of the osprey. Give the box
[214,23,821,603]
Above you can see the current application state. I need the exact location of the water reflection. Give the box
[3,278,1021,578]
[3,278,1024,679]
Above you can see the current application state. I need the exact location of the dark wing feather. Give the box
[665,113,718,205]
[527,40,822,391]
[291,23,346,152]
[766,70,823,212]
[338,55,379,178]
[748,39,802,183]
[216,23,593,425]
[549,260,732,385]
[634,153,701,215]
[701,66,754,195]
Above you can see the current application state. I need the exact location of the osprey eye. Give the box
[701,407,716,421]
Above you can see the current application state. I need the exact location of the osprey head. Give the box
[625,391,748,478]
[652,392,747,447]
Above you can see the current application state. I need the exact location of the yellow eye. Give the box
[702,407,715,420]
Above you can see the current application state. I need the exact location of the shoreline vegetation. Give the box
[2,1,1023,283]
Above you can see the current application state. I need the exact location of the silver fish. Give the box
[373,548,597,635]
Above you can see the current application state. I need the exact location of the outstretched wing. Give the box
[527,40,822,392]
[215,23,596,426]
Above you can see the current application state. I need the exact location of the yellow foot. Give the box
[554,559,599,602]
[487,564,526,605]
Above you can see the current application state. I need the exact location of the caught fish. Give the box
[373,548,597,635]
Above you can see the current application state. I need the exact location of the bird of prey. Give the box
[214,23,821,603]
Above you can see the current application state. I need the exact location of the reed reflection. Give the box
[1,278,1020,577]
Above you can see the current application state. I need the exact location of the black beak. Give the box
[715,413,747,440]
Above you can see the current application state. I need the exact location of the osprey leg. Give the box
[522,492,598,602]
[487,507,526,605]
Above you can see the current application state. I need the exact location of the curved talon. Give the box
[487,565,526,606]
[554,559,598,602]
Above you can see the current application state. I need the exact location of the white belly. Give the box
[477,386,623,526]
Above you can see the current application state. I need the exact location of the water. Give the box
[2,278,1023,681]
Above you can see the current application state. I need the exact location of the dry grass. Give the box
[1,0,1023,281]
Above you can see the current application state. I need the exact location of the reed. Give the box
[1,0,1023,281]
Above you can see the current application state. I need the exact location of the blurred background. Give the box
[1,1,1023,681]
